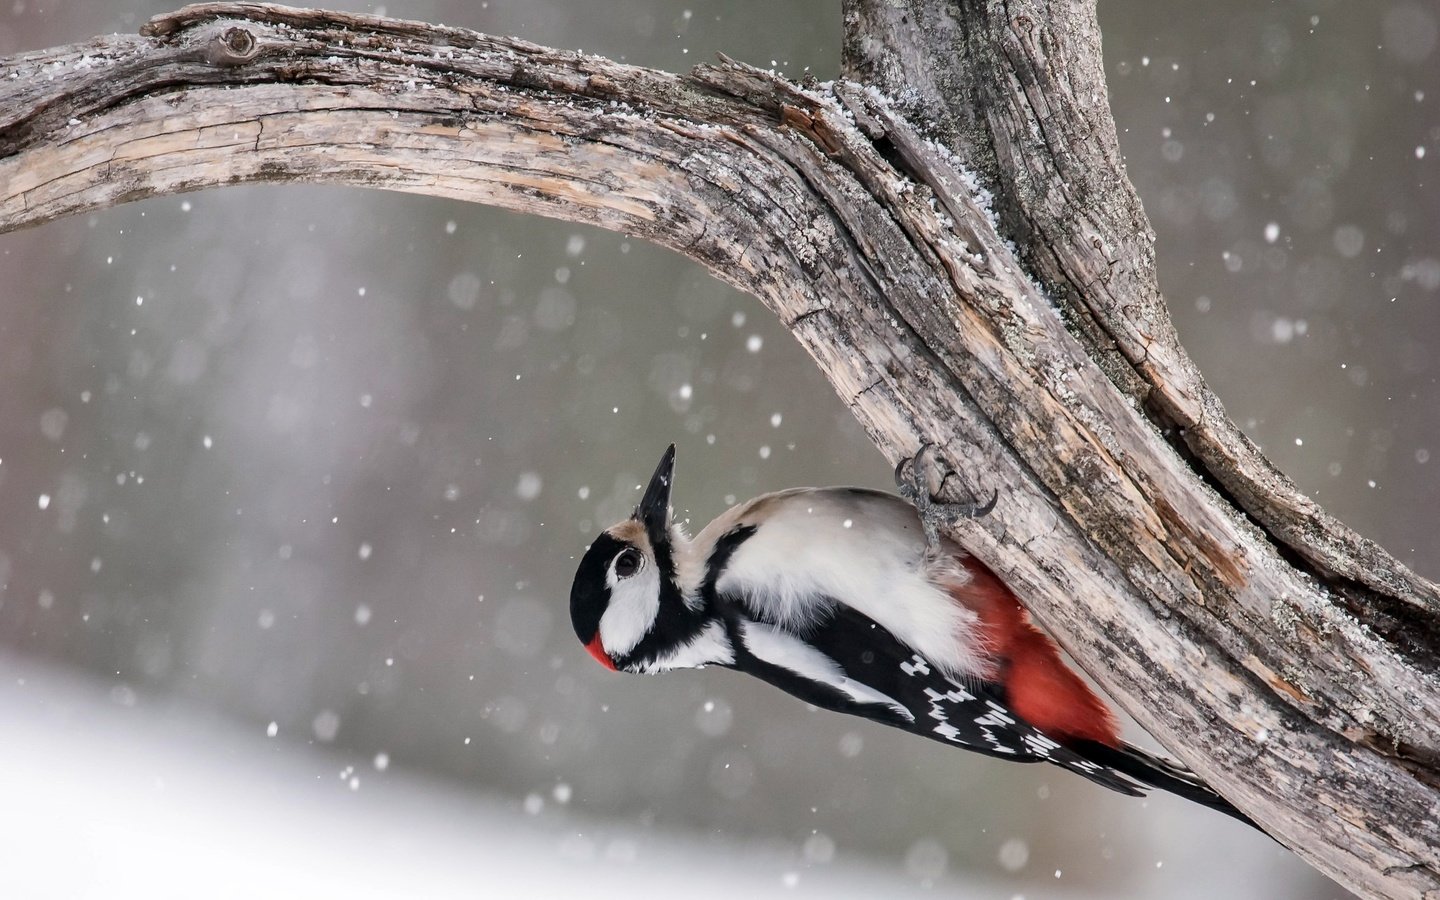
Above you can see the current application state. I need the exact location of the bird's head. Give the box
[571,444,726,673]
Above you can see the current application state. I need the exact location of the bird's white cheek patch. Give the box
[741,621,913,722]
[599,566,660,658]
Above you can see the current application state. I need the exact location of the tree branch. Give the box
[2,4,1437,897]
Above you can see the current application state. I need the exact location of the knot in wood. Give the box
[206,26,259,67]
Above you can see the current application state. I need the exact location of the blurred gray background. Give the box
[2,1,1435,897]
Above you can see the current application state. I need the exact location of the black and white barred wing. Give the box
[897,653,1145,796]
[721,595,1148,795]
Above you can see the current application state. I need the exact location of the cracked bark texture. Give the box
[2,3,1438,897]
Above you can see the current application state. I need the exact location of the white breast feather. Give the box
[638,620,734,673]
[711,490,988,681]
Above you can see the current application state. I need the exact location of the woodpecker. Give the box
[570,444,1252,825]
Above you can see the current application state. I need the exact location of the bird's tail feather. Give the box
[1068,739,1260,830]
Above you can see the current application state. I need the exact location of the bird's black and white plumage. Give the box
[569,444,1252,825]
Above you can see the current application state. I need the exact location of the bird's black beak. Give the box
[635,443,676,547]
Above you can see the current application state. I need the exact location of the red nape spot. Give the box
[585,635,617,671]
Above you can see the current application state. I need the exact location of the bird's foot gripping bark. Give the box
[895,443,998,550]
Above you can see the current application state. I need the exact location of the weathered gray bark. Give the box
[1,4,1436,897]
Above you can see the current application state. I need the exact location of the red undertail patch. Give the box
[950,558,1120,748]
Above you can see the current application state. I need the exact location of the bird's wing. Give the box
[705,491,993,681]
[716,591,1149,796]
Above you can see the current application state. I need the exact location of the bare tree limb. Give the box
[2,4,1437,897]
[842,0,1440,616]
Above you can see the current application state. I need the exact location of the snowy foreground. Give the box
[0,658,1109,900]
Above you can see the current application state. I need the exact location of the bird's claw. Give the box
[895,443,998,550]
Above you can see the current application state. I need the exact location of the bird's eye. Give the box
[614,548,643,578]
